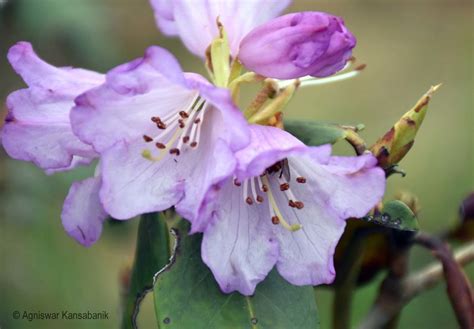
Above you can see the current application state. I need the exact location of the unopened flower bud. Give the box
[238,12,356,79]
[371,85,441,168]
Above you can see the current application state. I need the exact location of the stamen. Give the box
[277,176,303,210]
[169,148,180,156]
[242,180,249,203]
[296,177,307,183]
[190,106,206,148]
[250,178,262,203]
[280,183,290,191]
[262,175,301,232]
[175,102,201,151]
[156,121,167,130]
[233,178,241,186]
[142,94,206,162]
[294,201,304,209]
[271,216,280,225]
[256,176,265,193]
[246,196,254,205]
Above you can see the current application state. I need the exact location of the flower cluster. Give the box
[1,1,385,295]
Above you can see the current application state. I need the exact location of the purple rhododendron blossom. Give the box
[2,42,101,170]
[149,0,291,58]
[1,42,108,247]
[239,12,357,79]
[70,46,250,220]
[193,125,385,295]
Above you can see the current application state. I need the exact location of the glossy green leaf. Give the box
[121,213,170,329]
[284,120,352,146]
[364,200,419,231]
[153,220,320,329]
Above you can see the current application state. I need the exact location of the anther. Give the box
[151,116,160,123]
[194,118,201,124]
[246,196,254,205]
[155,142,166,149]
[182,136,190,143]
[256,195,264,203]
[261,184,268,192]
[296,177,307,184]
[280,183,290,191]
[156,121,167,129]
[179,111,189,118]
[233,178,241,186]
[178,119,185,128]
[190,141,198,148]
[169,148,180,156]
[288,200,296,208]
[143,135,153,142]
[271,216,280,225]
[294,201,304,209]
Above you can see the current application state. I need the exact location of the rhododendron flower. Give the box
[149,0,291,57]
[71,46,249,220]
[239,12,357,79]
[194,125,385,295]
[1,42,107,246]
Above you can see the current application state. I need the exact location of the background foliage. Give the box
[0,0,472,328]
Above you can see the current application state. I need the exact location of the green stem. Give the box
[332,232,366,329]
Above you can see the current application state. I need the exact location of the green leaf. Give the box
[284,120,351,146]
[153,220,320,329]
[121,213,170,329]
[364,200,419,232]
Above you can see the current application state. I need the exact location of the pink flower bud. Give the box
[239,12,356,79]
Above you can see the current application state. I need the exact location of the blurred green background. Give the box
[0,0,472,328]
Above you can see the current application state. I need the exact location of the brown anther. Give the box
[143,135,153,142]
[261,184,268,192]
[194,118,201,124]
[233,178,241,186]
[156,121,167,129]
[178,119,185,128]
[280,183,290,191]
[271,216,280,225]
[246,196,254,205]
[256,195,264,203]
[296,177,306,184]
[355,63,367,71]
[190,141,198,148]
[169,148,180,156]
[182,136,190,143]
[294,201,305,209]
[179,111,189,118]
[288,200,296,208]
[155,142,166,149]
[151,116,161,123]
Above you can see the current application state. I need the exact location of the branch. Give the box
[358,241,474,329]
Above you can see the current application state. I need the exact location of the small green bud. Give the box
[371,84,441,168]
